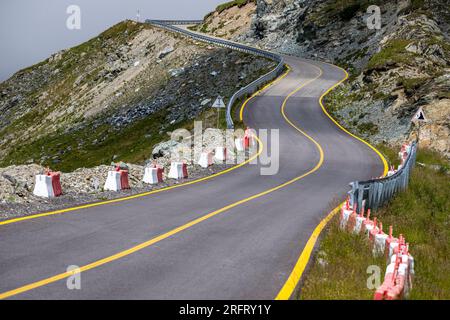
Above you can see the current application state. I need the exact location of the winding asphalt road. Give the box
[0,38,384,299]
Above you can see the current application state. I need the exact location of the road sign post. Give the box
[411,107,427,144]
[211,96,226,128]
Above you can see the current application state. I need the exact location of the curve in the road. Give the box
[0,37,387,300]
[0,62,323,300]
[276,62,388,300]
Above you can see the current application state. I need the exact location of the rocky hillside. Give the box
[191,0,256,38]
[196,0,450,158]
[0,20,275,172]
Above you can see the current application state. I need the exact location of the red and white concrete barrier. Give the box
[398,142,411,165]
[339,198,353,229]
[143,165,164,184]
[168,162,188,179]
[33,170,62,198]
[104,165,130,191]
[341,143,417,300]
[234,137,245,152]
[198,151,213,168]
[244,128,257,148]
[353,209,366,234]
[104,171,121,191]
[374,238,414,300]
[373,223,389,256]
[214,146,227,162]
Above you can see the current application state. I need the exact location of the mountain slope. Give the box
[0,20,276,171]
[196,0,450,158]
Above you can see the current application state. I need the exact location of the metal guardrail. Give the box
[349,141,418,213]
[148,19,204,25]
[146,19,285,129]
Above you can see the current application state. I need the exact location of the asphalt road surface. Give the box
[0,51,384,299]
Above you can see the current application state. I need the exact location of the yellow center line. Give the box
[1,60,388,300]
[275,61,388,300]
[0,69,290,227]
[240,65,291,121]
[0,64,324,300]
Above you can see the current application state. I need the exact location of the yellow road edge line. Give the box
[0,161,251,226]
[0,65,323,300]
[275,62,389,300]
[317,63,389,176]
[0,66,291,227]
[240,65,291,121]
[276,204,342,300]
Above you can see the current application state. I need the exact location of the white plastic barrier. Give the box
[388,241,399,259]
[354,214,366,234]
[235,138,245,152]
[340,206,353,230]
[168,162,188,179]
[214,146,227,162]
[198,152,213,168]
[374,231,389,257]
[143,167,163,184]
[33,175,54,198]
[104,171,121,191]
[364,217,378,239]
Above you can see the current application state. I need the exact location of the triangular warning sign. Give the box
[211,96,226,109]
[412,107,427,122]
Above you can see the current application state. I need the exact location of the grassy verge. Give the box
[299,147,450,299]
[367,39,415,70]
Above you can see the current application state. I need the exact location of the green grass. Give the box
[300,147,450,299]
[0,102,238,173]
[0,20,148,155]
[410,0,426,10]
[300,215,386,300]
[398,77,430,95]
[0,63,270,173]
[0,20,277,173]
[357,122,379,135]
[367,39,414,70]
[0,108,168,172]
[375,143,401,168]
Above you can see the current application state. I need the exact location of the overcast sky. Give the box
[0,0,225,82]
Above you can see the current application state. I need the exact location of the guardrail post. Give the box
[347,141,417,212]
